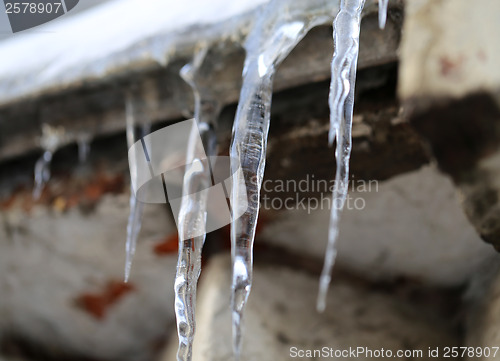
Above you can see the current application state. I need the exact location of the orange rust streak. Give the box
[75,281,135,320]
[106,281,135,303]
[1,173,124,213]
[154,233,179,255]
[439,55,464,77]
[83,175,124,203]
[76,295,107,320]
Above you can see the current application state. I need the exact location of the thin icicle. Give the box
[378,0,389,29]
[77,133,91,164]
[124,189,144,282]
[318,0,365,312]
[229,1,333,357]
[175,47,221,361]
[33,151,53,200]
[33,124,65,200]
[124,95,151,282]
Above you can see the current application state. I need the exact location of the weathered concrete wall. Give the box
[163,255,460,361]
[399,0,500,250]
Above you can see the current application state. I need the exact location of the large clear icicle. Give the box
[175,47,221,361]
[124,95,151,282]
[378,0,389,29]
[229,1,333,357]
[318,0,365,312]
[33,124,65,200]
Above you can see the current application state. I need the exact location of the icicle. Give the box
[174,47,221,361]
[378,0,389,29]
[230,66,273,360]
[124,188,144,282]
[229,0,333,357]
[33,151,53,200]
[33,124,65,200]
[77,133,91,164]
[317,0,365,312]
[124,95,151,282]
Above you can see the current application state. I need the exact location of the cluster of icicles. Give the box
[31,1,389,360]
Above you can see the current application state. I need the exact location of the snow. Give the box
[0,0,270,105]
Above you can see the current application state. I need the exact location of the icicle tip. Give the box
[316,277,330,313]
[328,129,336,147]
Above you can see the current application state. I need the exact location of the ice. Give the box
[124,95,151,283]
[32,124,66,200]
[0,0,272,107]
[77,133,91,164]
[229,0,334,357]
[174,48,221,361]
[318,0,365,312]
[124,190,144,282]
[33,151,53,201]
[378,0,389,29]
